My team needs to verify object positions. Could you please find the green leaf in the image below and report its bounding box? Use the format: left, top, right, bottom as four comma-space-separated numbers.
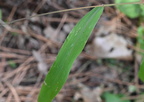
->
102, 92, 130, 102
140, 4, 144, 16
139, 59, 144, 82
137, 27, 144, 82
38, 7, 104, 102
137, 26, 144, 55
115, 0, 141, 18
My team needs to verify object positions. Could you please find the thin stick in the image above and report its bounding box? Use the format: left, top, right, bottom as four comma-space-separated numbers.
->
1, 1, 144, 25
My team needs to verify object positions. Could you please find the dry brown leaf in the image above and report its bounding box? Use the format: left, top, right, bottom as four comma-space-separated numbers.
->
86, 33, 133, 60
74, 83, 102, 102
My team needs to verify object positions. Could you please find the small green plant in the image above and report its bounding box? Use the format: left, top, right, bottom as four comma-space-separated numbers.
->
102, 92, 130, 102
38, 7, 103, 102
8, 60, 17, 68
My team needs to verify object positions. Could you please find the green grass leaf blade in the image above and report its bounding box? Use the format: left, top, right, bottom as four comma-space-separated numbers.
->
38, 7, 103, 102
139, 59, 144, 82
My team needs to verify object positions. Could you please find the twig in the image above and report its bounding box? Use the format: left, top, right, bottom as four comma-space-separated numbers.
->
0, 46, 31, 55
0, 52, 28, 59
4, 81, 21, 102
1, 1, 143, 26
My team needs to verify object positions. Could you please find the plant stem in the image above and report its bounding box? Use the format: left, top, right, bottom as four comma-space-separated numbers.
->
1, 1, 144, 26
